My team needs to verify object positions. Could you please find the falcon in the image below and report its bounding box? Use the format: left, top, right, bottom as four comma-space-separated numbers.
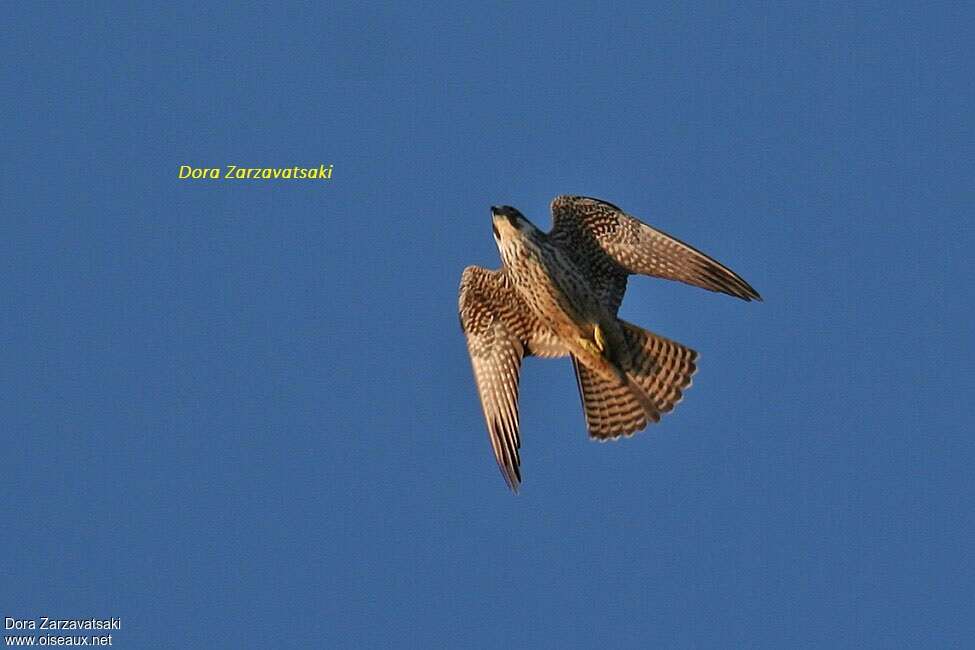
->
458, 196, 761, 492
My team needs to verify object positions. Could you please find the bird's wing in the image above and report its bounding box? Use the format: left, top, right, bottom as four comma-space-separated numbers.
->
549, 196, 761, 308
458, 266, 540, 492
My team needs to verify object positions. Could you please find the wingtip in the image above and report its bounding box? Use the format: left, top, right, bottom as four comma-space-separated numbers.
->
733, 282, 762, 302
498, 464, 521, 494
505, 476, 521, 495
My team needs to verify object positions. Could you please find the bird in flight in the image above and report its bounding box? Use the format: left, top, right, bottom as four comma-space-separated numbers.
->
458, 196, 761, 492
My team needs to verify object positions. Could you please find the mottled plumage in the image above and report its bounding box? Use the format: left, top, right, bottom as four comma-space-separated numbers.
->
459, 196, 760, 492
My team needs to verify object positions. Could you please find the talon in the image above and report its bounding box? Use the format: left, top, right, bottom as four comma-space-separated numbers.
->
578, 337, 602, 356
593, 324, 606, 353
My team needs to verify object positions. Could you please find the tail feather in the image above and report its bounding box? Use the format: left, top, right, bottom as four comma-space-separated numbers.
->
574, 321, 698, 440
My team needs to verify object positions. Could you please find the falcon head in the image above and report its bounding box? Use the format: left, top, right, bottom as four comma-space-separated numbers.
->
491, 205, 531, 241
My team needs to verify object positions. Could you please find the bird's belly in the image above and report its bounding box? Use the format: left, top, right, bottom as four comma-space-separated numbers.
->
507, 256, 597, 336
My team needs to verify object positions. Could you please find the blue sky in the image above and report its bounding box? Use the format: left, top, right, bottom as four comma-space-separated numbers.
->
2, 3, 973, 648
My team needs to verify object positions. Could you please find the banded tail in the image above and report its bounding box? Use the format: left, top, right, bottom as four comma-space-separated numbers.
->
573, 321, 698, 439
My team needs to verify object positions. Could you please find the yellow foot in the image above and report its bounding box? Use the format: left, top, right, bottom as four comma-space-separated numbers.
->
577, 337, 603, 357
593, 324, 606, 353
